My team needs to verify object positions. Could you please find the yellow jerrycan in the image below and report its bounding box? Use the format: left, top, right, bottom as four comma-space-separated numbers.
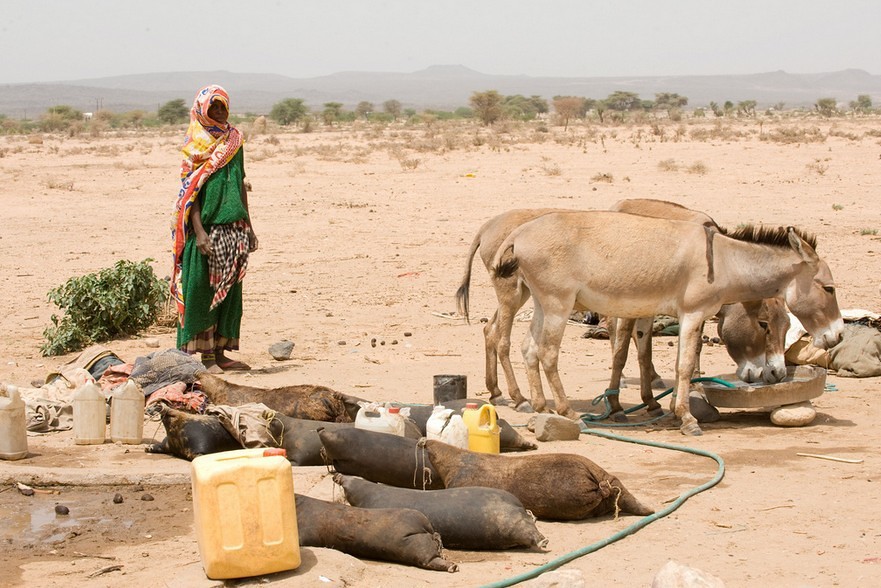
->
462, 402, 500, 454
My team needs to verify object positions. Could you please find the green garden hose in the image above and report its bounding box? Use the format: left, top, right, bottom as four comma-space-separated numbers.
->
481, 427, 726, 588
482, 378, 733, 587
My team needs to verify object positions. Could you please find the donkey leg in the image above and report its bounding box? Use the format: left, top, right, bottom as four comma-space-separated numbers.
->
674, 315, 705, 436
634, 317, 663, 416
483, 309, 504, 399
536, 304, 579, 420
495, 280, 532, 411
606, 317, 635, 421
521, 303, 551, 414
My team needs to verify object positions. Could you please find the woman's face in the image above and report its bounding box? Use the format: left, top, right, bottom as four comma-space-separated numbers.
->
207, 99, 229, 124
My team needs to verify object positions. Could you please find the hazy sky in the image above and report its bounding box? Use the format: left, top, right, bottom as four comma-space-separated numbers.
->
3, 0, 879, 84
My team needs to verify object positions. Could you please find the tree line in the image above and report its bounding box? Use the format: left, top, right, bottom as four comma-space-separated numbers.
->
0, 91, 875, 135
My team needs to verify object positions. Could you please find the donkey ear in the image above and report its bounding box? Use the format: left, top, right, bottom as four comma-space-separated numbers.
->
787, 226, 819, 264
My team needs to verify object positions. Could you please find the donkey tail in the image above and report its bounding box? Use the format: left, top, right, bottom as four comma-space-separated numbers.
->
455, 230, 484, 324
493, 243, 519, 280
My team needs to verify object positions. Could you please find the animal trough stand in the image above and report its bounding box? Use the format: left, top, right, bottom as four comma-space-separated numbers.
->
697, 365, 826, 417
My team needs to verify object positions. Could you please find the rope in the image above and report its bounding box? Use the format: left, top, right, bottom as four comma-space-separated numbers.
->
480, 427, 726, 588
580, 377, 736, 428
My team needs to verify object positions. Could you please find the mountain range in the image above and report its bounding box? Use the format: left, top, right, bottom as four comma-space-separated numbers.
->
2, 65, 880, 118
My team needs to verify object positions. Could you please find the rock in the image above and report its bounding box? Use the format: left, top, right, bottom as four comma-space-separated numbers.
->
652, 559, 725, 588
113, 493, 124, 504
689, 390, 721, 423
143, 338, 160, 348
770, 401, 816, 427
533, 414, 582, 441
55, 505, 69, 515
522, 568, 586, 588
268, 340, 294, 361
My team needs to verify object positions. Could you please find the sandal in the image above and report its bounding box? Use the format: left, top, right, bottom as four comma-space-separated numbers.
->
217, 359, 251, 371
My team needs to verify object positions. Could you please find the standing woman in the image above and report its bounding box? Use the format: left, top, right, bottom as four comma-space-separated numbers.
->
171, 85, 257, 372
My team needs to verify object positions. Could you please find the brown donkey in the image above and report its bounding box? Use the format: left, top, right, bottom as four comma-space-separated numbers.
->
492, 210, 842, 435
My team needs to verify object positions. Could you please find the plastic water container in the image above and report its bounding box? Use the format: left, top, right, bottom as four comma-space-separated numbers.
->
109, 380, 144, 444
191, 448, 300, 579
73, 382, 106, 445
354, 404, 406, 436
426, 406, 469, 449
0, 383, 28, 460
462, 402, 500, 454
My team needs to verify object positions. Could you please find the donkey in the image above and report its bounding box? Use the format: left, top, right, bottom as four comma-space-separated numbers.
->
456, 200, 790, 417
601, 200, 789, 420
492, 210, 843, 435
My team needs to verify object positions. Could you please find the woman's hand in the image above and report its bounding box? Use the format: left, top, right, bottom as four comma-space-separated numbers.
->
248, 229, 259, 252
195, 230, 213, 256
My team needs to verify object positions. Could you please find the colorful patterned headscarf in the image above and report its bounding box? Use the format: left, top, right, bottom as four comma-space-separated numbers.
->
170, 85, 243, 324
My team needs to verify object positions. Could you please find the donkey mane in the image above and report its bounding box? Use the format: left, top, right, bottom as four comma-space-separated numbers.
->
726, 224, 817, 250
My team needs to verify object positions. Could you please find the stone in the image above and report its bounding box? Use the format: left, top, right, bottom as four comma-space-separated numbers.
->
269, 340, 294, 360
652, 559, 725, 588
770, 400, 816, 427
522, 568, 586, 588
533, 414, 582, 442
143, 338, 160, 348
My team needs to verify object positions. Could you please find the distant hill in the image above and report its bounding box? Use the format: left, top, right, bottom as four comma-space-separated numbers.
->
2, 65, 880, 118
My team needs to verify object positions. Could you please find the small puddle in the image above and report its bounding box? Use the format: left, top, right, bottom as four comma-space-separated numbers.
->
0, 492, 133, 545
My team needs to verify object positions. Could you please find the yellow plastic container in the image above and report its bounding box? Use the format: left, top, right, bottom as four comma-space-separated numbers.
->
462, 403, 500, 454
190, 448, 300, 579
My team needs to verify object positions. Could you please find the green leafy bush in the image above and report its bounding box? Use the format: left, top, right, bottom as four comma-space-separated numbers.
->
41, 259, 168, 356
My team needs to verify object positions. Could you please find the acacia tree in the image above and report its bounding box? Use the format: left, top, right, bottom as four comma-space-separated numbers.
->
552, 96, 585, 130
383, 99, 402, 121
158, 99, 188, 124
604, 91, 642, 112
322, 102, 344, 126
815, 98, 838, 117
269, 98, 308, 126
355, 101, 374, 120
737, 100, 757, 117
849, 94, 872, 114
470, 90, 504, 126
655, 92, 688, 119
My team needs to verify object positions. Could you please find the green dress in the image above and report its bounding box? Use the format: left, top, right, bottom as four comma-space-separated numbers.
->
176, 148, 249, 350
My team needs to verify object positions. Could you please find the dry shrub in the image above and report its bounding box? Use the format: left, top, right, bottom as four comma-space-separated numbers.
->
591, 172, 613, 183
658, 158, 678, 172
542, 164, 562, 176
43, 177, 74, 190
686, 161, 708, 175
28, 135, 44, 145
762, 126, 826, 144
806, 159, 828, 176
398, 156, 420, 171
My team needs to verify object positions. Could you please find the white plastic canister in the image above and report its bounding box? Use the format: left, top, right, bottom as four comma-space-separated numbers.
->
354, 404, 406, 436
426, 406, 469, 449
110, 380, 145, 444
0, 383, 28, 460
73, 382, 106, 445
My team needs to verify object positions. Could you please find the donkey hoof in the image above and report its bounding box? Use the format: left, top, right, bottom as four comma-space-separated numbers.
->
610, 411, 628, 423
515, 401, 535, 413
680, 422, 704, 436
558, 408, 580, 421
647, 407, 664, 418
489, 395, 512, 407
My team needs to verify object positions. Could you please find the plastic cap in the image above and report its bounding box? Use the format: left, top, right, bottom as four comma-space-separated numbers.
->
465, 402, 478, 409
387, 406, 401, 414
263, 448, 287, 457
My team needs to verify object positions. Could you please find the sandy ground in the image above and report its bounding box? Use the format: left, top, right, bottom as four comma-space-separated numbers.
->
1, 116, 880, 587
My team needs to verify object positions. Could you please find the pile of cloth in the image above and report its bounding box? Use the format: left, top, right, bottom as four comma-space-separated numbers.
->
785, 309, 881, 378
16, 345, 212, 433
